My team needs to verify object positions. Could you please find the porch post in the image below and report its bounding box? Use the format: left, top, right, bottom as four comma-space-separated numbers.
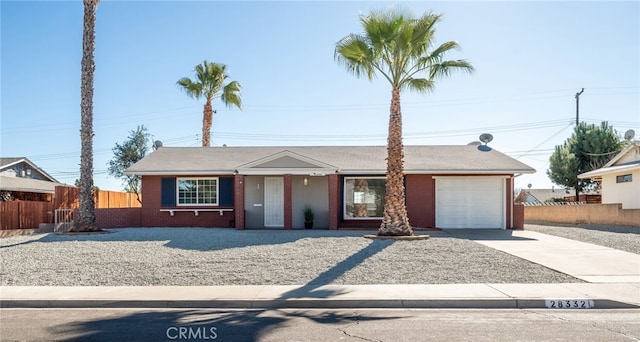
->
284, 174, 292, 229
328, 174, 339, 230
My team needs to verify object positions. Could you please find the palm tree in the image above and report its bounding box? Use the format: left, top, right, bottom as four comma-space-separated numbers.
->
177, 61, 242, 147
72, 0, 100, 232
335, 8, 473, 236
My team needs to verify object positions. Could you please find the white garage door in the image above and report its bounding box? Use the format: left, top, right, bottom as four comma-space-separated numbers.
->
435, 176, 505, 229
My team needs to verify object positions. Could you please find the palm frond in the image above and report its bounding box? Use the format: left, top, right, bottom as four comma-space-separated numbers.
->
336, 6, 473, 91
402, 77, 435, 93
334, 33, 377, 80
221, 80, 242, 110
429, 59, 474, 79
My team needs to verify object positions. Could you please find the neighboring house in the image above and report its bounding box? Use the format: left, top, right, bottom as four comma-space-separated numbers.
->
519, 188, 568, 204
0, 157, 64, 201
579, 141, 640, 209
125, 145, 535, 230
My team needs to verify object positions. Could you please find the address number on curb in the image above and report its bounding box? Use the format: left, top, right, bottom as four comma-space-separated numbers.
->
545, 299, 594, 309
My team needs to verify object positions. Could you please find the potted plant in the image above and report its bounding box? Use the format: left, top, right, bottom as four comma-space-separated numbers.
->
303, 205, 314, 229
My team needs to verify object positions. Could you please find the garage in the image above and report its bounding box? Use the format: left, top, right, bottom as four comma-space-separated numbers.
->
435, 176, 505, 229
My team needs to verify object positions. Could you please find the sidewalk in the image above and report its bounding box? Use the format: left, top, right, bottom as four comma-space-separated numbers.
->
2, 229, 639, 309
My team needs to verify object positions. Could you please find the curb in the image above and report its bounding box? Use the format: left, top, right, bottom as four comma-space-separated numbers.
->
2, 298, 637, 310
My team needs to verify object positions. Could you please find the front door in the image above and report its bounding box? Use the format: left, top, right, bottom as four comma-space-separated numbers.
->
264, 177, 284, 227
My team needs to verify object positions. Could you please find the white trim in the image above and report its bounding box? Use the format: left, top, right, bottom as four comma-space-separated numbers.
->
236, 150, 338, 170
579, 163, 640, 179
432, 175, 510, 179
160, 209, 233, 216
264, 177, 284, 227
125, 171, 233, 176
176, 177, 219, 206
602, 142, 640, 167
238, 168, 336, 176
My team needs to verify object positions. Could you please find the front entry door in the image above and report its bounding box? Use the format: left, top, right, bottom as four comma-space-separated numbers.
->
264, 177, 284, 227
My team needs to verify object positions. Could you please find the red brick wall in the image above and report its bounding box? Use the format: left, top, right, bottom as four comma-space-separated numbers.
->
95, 208, 142, 228
506, 177, 513, 229
328, 174, 339, 229
512, 204, 524, 229
405, 174, 435, 229
141, 176, 162, 208
138, 175, 235, 228
234, 175, 245, 229
142, 210, 235, 228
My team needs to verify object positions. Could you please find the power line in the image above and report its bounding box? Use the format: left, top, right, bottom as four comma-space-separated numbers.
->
514, 122, 574, 160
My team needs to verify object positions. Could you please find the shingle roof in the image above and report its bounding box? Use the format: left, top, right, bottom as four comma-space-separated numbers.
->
126, 145, 535, 176
0, 176, 64, 194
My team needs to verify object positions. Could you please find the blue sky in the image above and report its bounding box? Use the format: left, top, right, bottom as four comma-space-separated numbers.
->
2, 0, 639, 192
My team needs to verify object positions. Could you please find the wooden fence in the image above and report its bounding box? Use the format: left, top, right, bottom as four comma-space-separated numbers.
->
1, 186, 141, 230
54, 186, 141, 209
0, 201, 54, 230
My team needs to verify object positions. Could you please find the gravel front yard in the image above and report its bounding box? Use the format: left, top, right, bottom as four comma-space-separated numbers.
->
1, 224, 636, 286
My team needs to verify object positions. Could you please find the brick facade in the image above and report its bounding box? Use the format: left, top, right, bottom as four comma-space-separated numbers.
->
234, 175, 245, 229
405, 174, 436, 228
111, 173, 522, 230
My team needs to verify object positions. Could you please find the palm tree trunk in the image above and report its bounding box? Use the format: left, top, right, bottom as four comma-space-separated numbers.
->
202, 101, 214, 147
379, 86, 413, 236
73, 0, 99, 232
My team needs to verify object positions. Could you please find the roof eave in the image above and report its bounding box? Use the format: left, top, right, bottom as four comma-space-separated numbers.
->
125, 170, 235, 176
579, 163, 640, 179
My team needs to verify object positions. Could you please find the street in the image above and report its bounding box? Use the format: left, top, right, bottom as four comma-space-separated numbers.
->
2, 308, 639, 341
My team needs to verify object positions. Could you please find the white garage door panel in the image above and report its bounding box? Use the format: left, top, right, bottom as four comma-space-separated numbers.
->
436, 177, 505, 229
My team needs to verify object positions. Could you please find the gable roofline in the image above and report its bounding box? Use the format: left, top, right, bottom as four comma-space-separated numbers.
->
604, 141, 640, 167
579, 162, 640, 179
236, 149, 338, 171
125, 145, 536, 176
0, 157, 59, 183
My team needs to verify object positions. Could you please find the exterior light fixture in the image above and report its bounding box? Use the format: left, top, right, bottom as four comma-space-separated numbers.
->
303, 177, 309, 186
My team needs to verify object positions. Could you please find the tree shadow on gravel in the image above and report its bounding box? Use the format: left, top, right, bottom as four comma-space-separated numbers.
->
44, 239, 399, 341
46, 308, 397, 342
277, 238, 394, 300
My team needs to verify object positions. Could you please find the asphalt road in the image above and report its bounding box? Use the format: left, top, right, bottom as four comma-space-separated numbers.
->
2, 308, 639, 341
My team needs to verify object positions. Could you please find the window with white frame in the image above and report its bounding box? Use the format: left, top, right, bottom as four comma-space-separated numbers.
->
343, 177, 386, 219
177, 178, 218, 205
616, 174, 632, 183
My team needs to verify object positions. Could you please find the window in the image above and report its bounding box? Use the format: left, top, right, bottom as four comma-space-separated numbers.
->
616, 174, 632, 183
177, 178, 218, 205
343, 177, 386, 219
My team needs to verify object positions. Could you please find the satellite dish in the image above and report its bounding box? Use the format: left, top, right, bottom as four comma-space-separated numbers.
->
467, 141, 482, 146
477, 133, 493, 152
153, 140, 163, 150
479, 133, 493, 144
624, 129, 635, 141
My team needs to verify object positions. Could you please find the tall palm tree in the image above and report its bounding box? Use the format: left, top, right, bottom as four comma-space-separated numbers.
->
335, 8, 473, 236
177, 61, 242, 147
72, 0, 100, 232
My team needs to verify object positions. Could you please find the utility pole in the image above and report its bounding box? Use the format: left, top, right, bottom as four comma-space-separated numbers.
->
574, 88, 584, 201
575, 88, 584, 125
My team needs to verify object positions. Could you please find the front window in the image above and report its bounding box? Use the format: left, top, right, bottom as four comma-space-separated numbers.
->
616, 174, 632, 183
177, 178, 218, 205
343, 177, 386, 219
